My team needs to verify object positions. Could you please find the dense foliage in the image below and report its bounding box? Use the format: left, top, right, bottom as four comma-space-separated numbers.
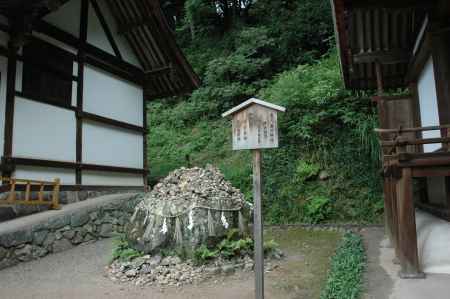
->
149, 0, 384, 224
320, 233, 366, 299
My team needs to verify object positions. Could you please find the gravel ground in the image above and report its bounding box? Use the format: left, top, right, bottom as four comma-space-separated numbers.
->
0, 228, 340, 299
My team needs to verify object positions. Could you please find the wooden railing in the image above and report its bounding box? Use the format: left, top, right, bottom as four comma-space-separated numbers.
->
0, 177, 61, 210
376, 124, 450, 157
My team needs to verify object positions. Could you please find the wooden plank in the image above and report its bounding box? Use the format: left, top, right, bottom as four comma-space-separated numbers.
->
396, 167, 424, 278
252, 149, 264, 299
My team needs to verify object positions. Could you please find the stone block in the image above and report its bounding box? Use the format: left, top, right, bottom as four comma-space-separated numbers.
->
52, 239, 73, 253
33, 230, 48, 245
70, 212, 90, 227
0, 230, 32, 247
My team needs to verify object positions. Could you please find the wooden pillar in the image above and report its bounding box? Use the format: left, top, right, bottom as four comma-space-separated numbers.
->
2, 43, 18, 178
396, 167, 424, 278
76, 0, 88, 186
375, 61, 394, 247
143, 98, 148, 191
252, 149, 264, 299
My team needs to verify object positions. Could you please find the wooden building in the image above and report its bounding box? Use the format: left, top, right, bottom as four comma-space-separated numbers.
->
0, 0, 199, 195
331, 0, 450, 278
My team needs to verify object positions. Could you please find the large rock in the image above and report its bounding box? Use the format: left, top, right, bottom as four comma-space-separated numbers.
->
126, 165, 252, 254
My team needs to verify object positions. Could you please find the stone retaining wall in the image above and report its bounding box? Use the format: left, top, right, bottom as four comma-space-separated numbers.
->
0, 193, 143, 270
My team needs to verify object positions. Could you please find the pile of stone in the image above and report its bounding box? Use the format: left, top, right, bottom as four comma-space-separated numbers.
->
126, 165, 252, 254
107, 252, 282, 287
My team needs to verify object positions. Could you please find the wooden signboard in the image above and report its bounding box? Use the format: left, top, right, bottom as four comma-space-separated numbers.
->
223, 98, 285, 299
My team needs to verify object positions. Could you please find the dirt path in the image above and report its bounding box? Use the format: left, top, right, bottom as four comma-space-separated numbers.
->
0, 228, 340, 299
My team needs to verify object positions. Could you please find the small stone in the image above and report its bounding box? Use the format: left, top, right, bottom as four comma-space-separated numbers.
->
244, 262, 254, 271
83, 224, 95, 234
161, 257, 171, 266
52, 239, 72, 253
0, 247, 7, 260
204, 266, 221, 275
43, 233, 56, 250
125, 269, 137, 277
71, 232, 84, 244
89, 212, 98, 221
15, 244, 33, 261
221, 265, 235, 275
62, 230, 76, 240
32, 246, 48, 258
140, 264, 152, 274
99, 224, 113, 237
171, 256, 182, 265
149, 255, 162, 267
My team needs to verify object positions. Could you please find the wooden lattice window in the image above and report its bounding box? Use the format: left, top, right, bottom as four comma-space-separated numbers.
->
22, 39, 73, 107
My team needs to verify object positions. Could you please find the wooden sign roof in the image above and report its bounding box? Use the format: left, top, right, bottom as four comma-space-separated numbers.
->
222, 98, 286, 118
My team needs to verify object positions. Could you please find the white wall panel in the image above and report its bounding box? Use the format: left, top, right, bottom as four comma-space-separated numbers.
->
82, 120, 143, 168
93, 0, 143, 68
14, 166, 76, 184
13, 97, 77, 161
83, 65, 143, 126
0, 56, 7, 153
418, 57, 441, 152
87, 2, 115, 55
83, 171, 143, 186
44, 0, 80, 37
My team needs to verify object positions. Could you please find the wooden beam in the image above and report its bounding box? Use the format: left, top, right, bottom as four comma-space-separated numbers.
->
79, 111, 147, 133
89, 0, 122, 60
5, 156, 148, 175
353, 49, 411, 64
344, 0, 434, 9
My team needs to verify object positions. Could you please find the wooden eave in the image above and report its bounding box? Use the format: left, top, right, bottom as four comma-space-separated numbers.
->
0, 0, 200, 100
331, 0, 432, 90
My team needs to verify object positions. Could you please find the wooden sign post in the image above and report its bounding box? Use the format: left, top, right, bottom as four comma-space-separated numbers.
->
222, 98, 286, 299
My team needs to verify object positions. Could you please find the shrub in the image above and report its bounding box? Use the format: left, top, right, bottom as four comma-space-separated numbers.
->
111, 237, 144, 262
303, 195, 331, 224
320, 233, 366, 299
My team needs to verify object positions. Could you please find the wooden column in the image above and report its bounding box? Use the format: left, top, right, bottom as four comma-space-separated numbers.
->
76, 0, 88, 186
396, 167, 424, 278
143, 98, 148, 191
252, 149, 264, 299
375, 61, 395, 247
2, 44, 18, 178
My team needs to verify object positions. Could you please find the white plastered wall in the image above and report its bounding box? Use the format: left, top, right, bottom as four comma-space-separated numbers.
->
83, 170, 143, 186
43, 0, 80, 37
83, 64, 143, 126
87, 0, 142, 68
14, 166, 76, 185
417, 56, 441, 153
82, 120, 143, 169
12, 97, 77, 161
